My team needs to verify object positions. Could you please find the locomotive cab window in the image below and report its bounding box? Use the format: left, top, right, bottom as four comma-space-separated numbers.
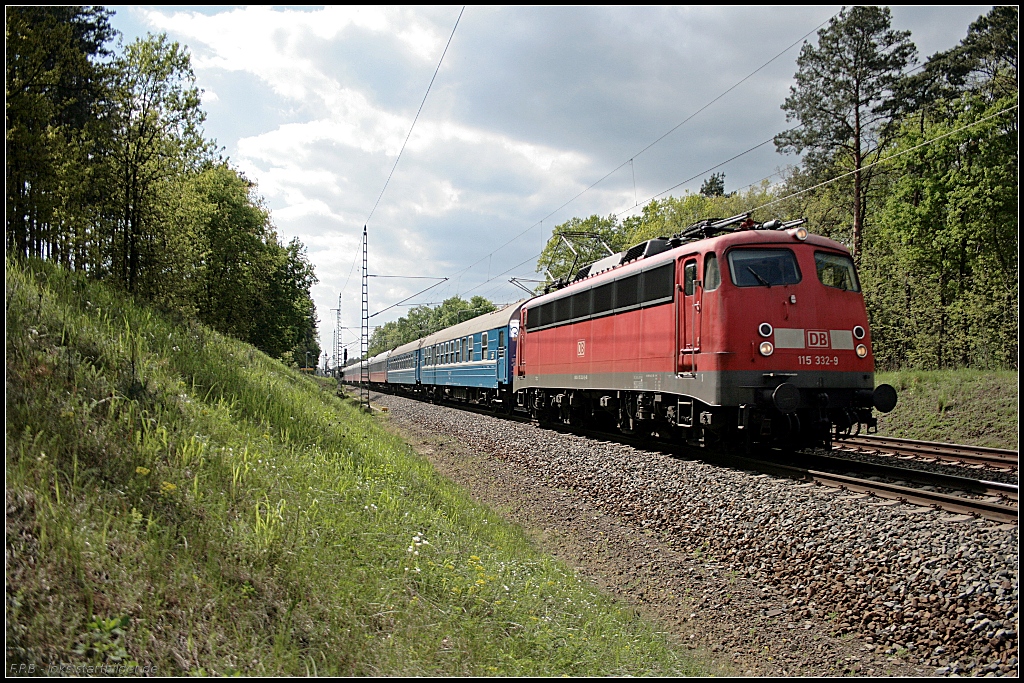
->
704, 253, 721, 292
814, 251, 860, 292
728, 248, 801, 287
683, 260, 697, 296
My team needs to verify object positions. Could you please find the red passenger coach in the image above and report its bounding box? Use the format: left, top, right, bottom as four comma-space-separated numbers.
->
513, 215, 897, 449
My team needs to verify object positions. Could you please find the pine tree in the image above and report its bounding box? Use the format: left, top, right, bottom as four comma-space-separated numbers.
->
774, 6, 916, 260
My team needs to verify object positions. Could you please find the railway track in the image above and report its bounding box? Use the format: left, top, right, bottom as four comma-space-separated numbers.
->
787, 450, 1018, 524
363, 389, 1018, 523
834, 434, 1018, 470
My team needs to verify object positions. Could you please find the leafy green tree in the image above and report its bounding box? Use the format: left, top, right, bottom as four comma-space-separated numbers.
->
900, 6, 1017, 117
775, 6, 916, 260
536, 183, 784, 286
6, 15, 323, 368
863, 7, 1017, 371
699, 172, 726, 197
249, 237, 319, 360
108, 33, 210, 295
367, 296, 497, 356
189, 164, 271, 337
5, 6, 115, 262
534, 215, 623, 286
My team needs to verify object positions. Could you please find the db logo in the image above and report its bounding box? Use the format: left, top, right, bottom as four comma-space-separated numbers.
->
807, 330, 830, 348
577, 340, 586, 357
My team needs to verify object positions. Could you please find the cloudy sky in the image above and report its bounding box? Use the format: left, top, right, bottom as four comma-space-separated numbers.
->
108, 5, 990, 363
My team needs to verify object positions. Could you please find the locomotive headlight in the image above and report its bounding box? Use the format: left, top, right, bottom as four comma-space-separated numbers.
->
759, 341, 774, 356
853, 325, 866, 340
856, 344, 868, 358
758, 322, 773, 338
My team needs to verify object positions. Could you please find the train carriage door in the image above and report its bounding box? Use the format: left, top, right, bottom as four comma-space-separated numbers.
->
679, 258, 701, 372
497, 329, 506, 382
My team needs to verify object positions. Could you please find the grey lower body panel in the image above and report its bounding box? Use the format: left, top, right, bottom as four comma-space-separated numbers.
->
514, 370, 874, 406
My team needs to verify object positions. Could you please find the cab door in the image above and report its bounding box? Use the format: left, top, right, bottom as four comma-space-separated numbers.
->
678, 257, 701, 372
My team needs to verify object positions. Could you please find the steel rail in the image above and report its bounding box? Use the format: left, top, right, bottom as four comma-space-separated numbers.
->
794, 451, 1018, 504
799, 470, 1018, 524
834, 434, 1018, 469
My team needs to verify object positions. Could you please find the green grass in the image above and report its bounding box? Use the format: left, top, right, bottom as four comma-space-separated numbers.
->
875, 369, 1018, 449
5, 258, 704, 676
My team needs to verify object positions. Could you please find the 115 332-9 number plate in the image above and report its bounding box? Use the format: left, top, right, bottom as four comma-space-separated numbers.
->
798, 355, 840, 366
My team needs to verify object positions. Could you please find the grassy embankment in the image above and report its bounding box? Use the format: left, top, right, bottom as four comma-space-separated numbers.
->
875, 370, 1018, 449
5, 258, 704, 676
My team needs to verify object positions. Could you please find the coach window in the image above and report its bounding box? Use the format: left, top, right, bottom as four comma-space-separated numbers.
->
482, 332, 488, 359
498, 330, 505, 356
704, 253, 721, 291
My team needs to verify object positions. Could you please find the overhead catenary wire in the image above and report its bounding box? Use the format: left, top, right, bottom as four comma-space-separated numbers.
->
455, 20, 940, 305
429, 10, 838, 298
342, 8, 836, 323
369, 278, 450, 319
462, 103, 1019, 301
614, 132, 789, 219
364, 6, 465, 226
751, 103, 1019, 214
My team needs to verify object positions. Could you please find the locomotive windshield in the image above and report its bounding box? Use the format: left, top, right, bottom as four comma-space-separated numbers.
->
728, 248, 801, 287
814, 251, 860, 292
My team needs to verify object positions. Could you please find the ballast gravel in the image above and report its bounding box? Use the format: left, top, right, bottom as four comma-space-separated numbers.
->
373, 392, 1018, 677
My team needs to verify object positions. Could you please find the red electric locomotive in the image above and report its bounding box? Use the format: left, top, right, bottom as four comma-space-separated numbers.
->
513, 214, 897, 449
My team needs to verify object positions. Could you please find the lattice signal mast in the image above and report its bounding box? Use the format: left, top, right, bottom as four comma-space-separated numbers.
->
330, 293, 342, 381
360, 226, 369, 411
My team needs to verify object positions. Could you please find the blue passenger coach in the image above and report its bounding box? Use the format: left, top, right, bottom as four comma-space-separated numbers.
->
410, 301, 525, 409
387, 340, 420, 386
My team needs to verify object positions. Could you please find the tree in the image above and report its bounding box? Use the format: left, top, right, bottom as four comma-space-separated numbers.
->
535, 183, 784, 286
862, 7, 1017, 371
774, 6, 916, 260
367, 296, 497, 356
249, 237, 319, 360
109, 33, 210, 294
900, 6, 1017, 114
5, 7, 115, 262
534, 214, 624, 287
699, 172, 726, 197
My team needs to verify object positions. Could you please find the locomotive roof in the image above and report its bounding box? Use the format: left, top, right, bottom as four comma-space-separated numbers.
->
526, 228, 849, 309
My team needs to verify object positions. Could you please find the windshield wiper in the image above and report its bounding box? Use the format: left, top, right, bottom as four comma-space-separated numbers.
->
747, 266, 771, 287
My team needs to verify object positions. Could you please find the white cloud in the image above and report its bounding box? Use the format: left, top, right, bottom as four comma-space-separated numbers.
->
144, 6, 445, 107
